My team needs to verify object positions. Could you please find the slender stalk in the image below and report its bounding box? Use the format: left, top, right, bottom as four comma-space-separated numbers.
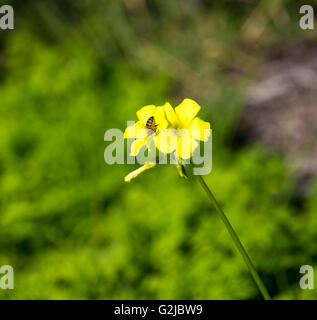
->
196, 174, 271, 300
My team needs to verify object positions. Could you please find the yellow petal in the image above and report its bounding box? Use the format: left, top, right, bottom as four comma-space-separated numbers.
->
154, 105, 169, 130
130, 139, 147, 156
136, 105, 156, 127
124, 121, 148, 140
164, 102, 179, 128
155, 128, 178, 154
175, 99, 201, 127
188, 117, 211, 141
177, 129, 199, 159
124, 162, 156, 182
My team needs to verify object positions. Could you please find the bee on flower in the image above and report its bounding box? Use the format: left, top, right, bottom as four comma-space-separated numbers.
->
124, 98, 211, 182
124, 104, 169, 156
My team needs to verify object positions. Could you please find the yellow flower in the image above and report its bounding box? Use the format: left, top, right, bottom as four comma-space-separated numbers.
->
124, 162, 156, 182
123, 99, 210, 182
155, 99, 210, 159
124, 104, 169, 156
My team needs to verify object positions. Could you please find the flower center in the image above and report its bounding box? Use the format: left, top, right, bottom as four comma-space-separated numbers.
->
175, 128, 184, 137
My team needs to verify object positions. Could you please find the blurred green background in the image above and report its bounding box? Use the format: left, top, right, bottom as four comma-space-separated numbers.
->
0, 0, 317, 299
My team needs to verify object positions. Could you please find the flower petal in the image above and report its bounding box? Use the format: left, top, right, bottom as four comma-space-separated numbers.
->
155, 128, 178, 154
175, 99, 201, 127
124, 121, 147, 140
188, 117, 211, 141
124, 162, 156, 182
165, 102, 179, 128
177, 129, 199, 159
130, 139, 147, 156
136, 105, 156, 126
154, 105, 169, 130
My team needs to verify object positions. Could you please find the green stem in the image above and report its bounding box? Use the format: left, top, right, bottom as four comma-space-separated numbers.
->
195, 174, 271, 300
